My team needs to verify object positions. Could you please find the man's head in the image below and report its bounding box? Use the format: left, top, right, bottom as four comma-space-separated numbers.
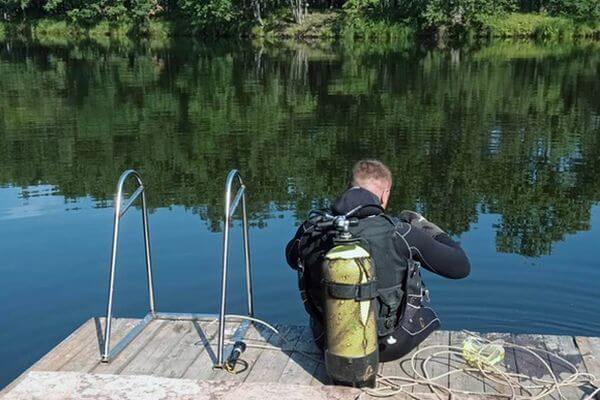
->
351, 159, 392, 209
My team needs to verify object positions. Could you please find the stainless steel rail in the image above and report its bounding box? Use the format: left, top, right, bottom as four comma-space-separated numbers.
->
216, 169, 254, 367
101, 169, 254, 367
102, 169, 155, 362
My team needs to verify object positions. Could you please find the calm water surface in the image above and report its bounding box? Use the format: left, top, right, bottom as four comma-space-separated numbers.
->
0, 38, 599, 388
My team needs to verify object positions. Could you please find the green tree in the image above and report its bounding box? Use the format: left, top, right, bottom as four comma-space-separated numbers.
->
422, 0, 517, 33
177, 0, 244, 35
42, 0, 127, 25
546, 0, 600, 20
0, 0, 30, 20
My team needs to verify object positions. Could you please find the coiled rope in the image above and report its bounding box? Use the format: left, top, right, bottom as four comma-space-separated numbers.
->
220, 316, 598, 399
362, 333, 598, 400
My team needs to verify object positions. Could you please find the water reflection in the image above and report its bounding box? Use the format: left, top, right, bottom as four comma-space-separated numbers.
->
0, 38, 598, 257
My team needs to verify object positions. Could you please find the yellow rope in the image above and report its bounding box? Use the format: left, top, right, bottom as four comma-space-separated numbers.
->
223, 358, 249, 374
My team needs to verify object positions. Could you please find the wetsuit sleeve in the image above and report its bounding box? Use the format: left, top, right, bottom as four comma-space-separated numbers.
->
398, 224, 470, 279
285, 223, 306, 269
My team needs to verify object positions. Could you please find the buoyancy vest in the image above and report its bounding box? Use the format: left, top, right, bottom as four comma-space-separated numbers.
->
296, 210, 424, 337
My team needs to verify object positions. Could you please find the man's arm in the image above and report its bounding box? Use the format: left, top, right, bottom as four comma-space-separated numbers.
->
285, 223, 307, 269
395, 212, 470, 279
404, 227, 470, 279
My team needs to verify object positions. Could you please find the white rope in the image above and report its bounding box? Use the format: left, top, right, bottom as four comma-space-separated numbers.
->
220, 318, 598, 399
224, 314, 279, 335
363, 331, 598, 400
222, 315, 325, 365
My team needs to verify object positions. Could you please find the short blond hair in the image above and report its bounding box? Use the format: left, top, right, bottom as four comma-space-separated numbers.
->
351, 159, 392, 187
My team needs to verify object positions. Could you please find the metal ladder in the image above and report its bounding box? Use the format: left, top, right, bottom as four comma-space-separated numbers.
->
101, 169, 254, 368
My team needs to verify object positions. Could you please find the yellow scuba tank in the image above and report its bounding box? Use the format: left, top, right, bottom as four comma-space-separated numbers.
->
322, 216, 378, 387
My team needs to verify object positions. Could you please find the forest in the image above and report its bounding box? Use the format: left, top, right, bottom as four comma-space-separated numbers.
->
0, 0, 598, 38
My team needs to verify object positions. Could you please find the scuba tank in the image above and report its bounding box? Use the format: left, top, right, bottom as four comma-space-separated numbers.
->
320, 214, 379, 388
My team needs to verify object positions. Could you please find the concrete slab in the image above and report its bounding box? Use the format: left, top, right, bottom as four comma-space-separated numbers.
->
3, 371, 361, 400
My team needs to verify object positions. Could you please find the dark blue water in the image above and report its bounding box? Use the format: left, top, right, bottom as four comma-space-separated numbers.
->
1, 38, 599, 389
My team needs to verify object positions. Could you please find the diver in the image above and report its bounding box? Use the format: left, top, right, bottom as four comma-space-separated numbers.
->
285, 159, 470, 364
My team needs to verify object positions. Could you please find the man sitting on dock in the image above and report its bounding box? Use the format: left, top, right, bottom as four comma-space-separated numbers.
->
285, 159, 471, 362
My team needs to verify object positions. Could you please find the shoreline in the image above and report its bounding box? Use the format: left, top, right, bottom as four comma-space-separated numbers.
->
1, 12, 598, 44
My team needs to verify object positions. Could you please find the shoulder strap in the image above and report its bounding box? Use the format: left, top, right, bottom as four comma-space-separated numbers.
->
379, 213, 398, 226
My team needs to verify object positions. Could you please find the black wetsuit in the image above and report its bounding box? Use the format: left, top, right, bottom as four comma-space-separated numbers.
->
286, 187, 470, 361
387, 217, 470, 280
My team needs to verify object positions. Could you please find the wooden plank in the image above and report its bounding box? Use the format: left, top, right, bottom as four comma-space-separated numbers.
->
241, 325, 298, 383
310, 363, 331, 386
206, 321, 273, 382
0, 319, 96, 397
60, 318, 137, 372
512, 333, 555, 399
120, 321, 191, 376
150, 319, 219, 379
151, 320, 213, 379
279, 325, 306, 353
278, 326, 322, 385
575, 336, 600, 391
430, 330, 451, 398
378, 339, 434, 395
412, 330, 450, 398
33, 319, 98, 371
91, 319, 166, 375
244, 325, 303, 383
406, 340, 427, 394
448, 331, 485, 396
480, 332, 519, 397
236, 322, 277, 380
5, 319, 600, 400
379, 338, 422, 395
544, 335, 589, 400
575, 336, 600, 380
293, 325, 322, 355
306, 328, 329, 387
181, 320, 241, 380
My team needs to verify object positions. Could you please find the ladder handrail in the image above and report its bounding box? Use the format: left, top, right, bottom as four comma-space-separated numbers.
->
102, 169, 156, 362
216, 169, 254, 367
99, 168, 255, 367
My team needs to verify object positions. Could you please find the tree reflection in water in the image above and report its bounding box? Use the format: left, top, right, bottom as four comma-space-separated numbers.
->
0, 38, 598, 257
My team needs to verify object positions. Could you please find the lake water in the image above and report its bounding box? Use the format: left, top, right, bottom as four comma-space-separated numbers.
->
0, 37, 599, 389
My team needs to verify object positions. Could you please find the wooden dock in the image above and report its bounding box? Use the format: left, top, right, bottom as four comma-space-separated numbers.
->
1, 317, 598, 399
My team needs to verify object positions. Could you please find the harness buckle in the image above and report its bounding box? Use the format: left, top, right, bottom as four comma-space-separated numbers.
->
297, 260, 305, 274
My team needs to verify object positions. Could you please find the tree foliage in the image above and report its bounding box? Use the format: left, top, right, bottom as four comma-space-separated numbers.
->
177, 0, 244, 35
546, 0, 600, 20
0, 0, 597, 35
1, 0, 30, 19
422, 0, 517, 31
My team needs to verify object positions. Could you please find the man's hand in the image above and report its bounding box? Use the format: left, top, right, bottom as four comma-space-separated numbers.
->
398, 210, 423, 224
399, 210, 445, 238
